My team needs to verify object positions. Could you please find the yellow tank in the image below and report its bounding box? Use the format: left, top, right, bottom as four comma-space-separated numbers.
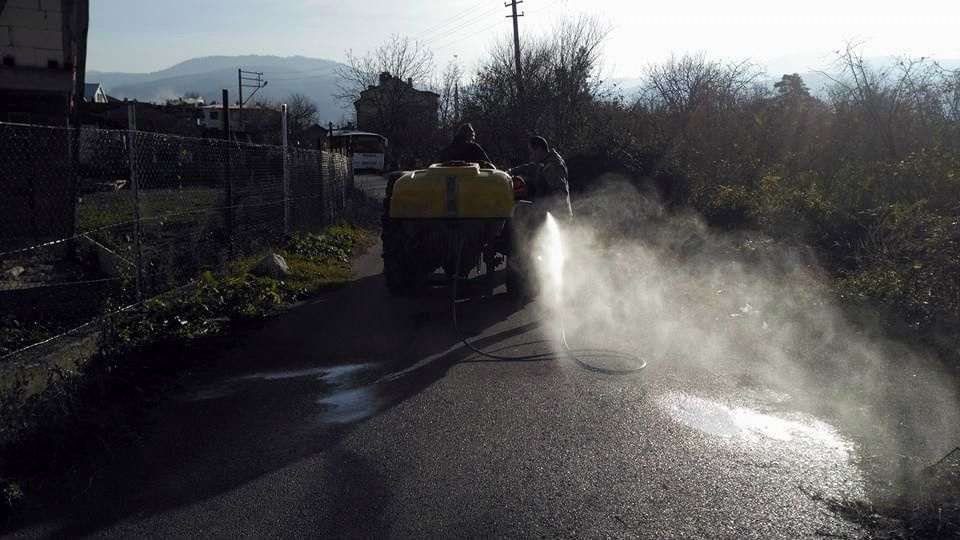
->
388, 163, 514, 219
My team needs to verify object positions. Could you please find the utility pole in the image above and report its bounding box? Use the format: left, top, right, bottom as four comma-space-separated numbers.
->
237, 69, 242, 132
506, 0, 525, 159
505, 0, 524, 111
452, 55, 461, 122
238, 69, 268, 134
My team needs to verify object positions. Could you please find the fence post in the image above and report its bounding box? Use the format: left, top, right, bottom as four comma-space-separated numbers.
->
127, 103, 143, 303
319, 150, 328, 226
222, 89, 234, 258
281, 103, 289, 236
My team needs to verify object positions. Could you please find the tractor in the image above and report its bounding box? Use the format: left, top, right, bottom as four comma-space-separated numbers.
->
380, 161, 535, 297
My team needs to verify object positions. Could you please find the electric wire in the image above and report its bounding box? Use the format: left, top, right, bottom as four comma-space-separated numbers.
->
419, 0, 500, 40
422, 5, 505, 46
431, 0, 563, 52
432, 20, 508, 51
261, 65, 340, 75
450, 239, 647, 375
269, 69, 339, 81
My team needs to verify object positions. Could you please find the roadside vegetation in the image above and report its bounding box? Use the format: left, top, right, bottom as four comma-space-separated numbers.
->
431, 20, 959, 363
0, 218, 372, 519
422, 17, 960, 536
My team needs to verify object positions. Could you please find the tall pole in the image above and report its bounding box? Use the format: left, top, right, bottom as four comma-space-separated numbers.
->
506, 0, 524, 111
127, 103, 143, 303
281, 103, 290, 235
222, 89, 234, 256
237, 68, 244, 134
506, 0, 525, 160
237, 69, 267, 139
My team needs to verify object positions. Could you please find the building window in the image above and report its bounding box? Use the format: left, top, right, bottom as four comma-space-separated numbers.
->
8, 112, 30, 124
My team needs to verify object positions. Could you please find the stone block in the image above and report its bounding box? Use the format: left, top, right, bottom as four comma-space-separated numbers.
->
44, 11, 62, 31
2, 7, 47, 30
3, 0, 41, 9
0, 45, 35, 67
251, 254, 291, 279
40, 0, 62, 13
10, 27, 62, 50
35, 47, 63, 67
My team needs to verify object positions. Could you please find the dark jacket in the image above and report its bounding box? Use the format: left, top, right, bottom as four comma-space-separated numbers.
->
533, 149, 572, 218
438, 138, 493, 165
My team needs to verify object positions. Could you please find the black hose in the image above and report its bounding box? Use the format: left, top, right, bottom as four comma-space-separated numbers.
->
451, 240, 647, 375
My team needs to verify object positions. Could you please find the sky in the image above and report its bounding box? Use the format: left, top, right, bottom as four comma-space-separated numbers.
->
87, 0, 960, 77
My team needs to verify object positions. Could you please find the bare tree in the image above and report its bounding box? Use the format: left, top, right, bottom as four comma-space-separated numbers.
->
822, 42, 954, 160
436, 60, 464, 136
335, 34, 436, 161
462, 16, 611, 163
942, 66, 960, 125
285, 92, 319, 130
336, 34, 435, 106
545, 16, 611, 148
644, 53, 760, 118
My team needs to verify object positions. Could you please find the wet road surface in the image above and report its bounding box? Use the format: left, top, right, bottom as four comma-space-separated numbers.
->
6, 244, 871, 538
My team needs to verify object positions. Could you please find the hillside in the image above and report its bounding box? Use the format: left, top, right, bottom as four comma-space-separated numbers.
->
87, 55, 352, 124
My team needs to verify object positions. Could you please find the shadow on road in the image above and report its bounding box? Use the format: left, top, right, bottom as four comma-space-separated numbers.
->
9, 269, 545, 537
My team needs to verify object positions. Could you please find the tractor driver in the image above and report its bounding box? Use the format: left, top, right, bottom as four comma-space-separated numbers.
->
439, 123, 494, 168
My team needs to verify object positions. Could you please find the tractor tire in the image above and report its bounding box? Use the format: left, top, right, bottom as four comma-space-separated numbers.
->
381, 216, 422, 296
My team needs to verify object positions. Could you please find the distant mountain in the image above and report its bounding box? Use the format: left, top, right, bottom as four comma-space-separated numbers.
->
87, 55, 352, 124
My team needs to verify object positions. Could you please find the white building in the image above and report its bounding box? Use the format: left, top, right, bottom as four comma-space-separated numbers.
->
83, 82, 107, 103
200, 104, 241, 132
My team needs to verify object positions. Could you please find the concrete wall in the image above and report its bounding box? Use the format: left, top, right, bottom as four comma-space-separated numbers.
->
0, 0, 66, 69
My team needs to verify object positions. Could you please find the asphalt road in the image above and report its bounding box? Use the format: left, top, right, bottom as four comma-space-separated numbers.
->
354, 174, 388, 202
4, 236, 886, 539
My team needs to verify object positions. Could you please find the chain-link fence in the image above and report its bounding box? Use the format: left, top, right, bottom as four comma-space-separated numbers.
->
0, 121, 352, 364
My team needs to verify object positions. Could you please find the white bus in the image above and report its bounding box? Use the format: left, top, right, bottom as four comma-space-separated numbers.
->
329, 130, 388, 173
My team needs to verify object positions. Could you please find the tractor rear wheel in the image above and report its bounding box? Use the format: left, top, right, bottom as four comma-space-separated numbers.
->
381, 215, 422, 296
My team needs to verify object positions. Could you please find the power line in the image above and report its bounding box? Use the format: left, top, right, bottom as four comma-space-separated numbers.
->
419, 0, 494, 38
432, 20, 508, 51
269, 69, 339, 81
260, 65, 340, 75
431, 0, 561, 52
238, 69, 268, 131
422, 5, 505, 47
524, 0, 562, 16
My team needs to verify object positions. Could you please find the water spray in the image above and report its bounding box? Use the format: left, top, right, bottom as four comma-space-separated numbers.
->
451, 212, 647, 374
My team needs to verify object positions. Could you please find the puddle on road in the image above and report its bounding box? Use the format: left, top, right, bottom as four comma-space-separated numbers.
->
181, 363, 375, 402
315, 386, 385, 424
658, 391, 851, 454
241, 363, 373, 384
657, 391, 865, 501
178, 360, 388, 425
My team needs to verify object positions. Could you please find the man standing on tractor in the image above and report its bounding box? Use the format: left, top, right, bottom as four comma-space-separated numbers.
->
439, 123, 494, 167
526, 136, 572, 220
